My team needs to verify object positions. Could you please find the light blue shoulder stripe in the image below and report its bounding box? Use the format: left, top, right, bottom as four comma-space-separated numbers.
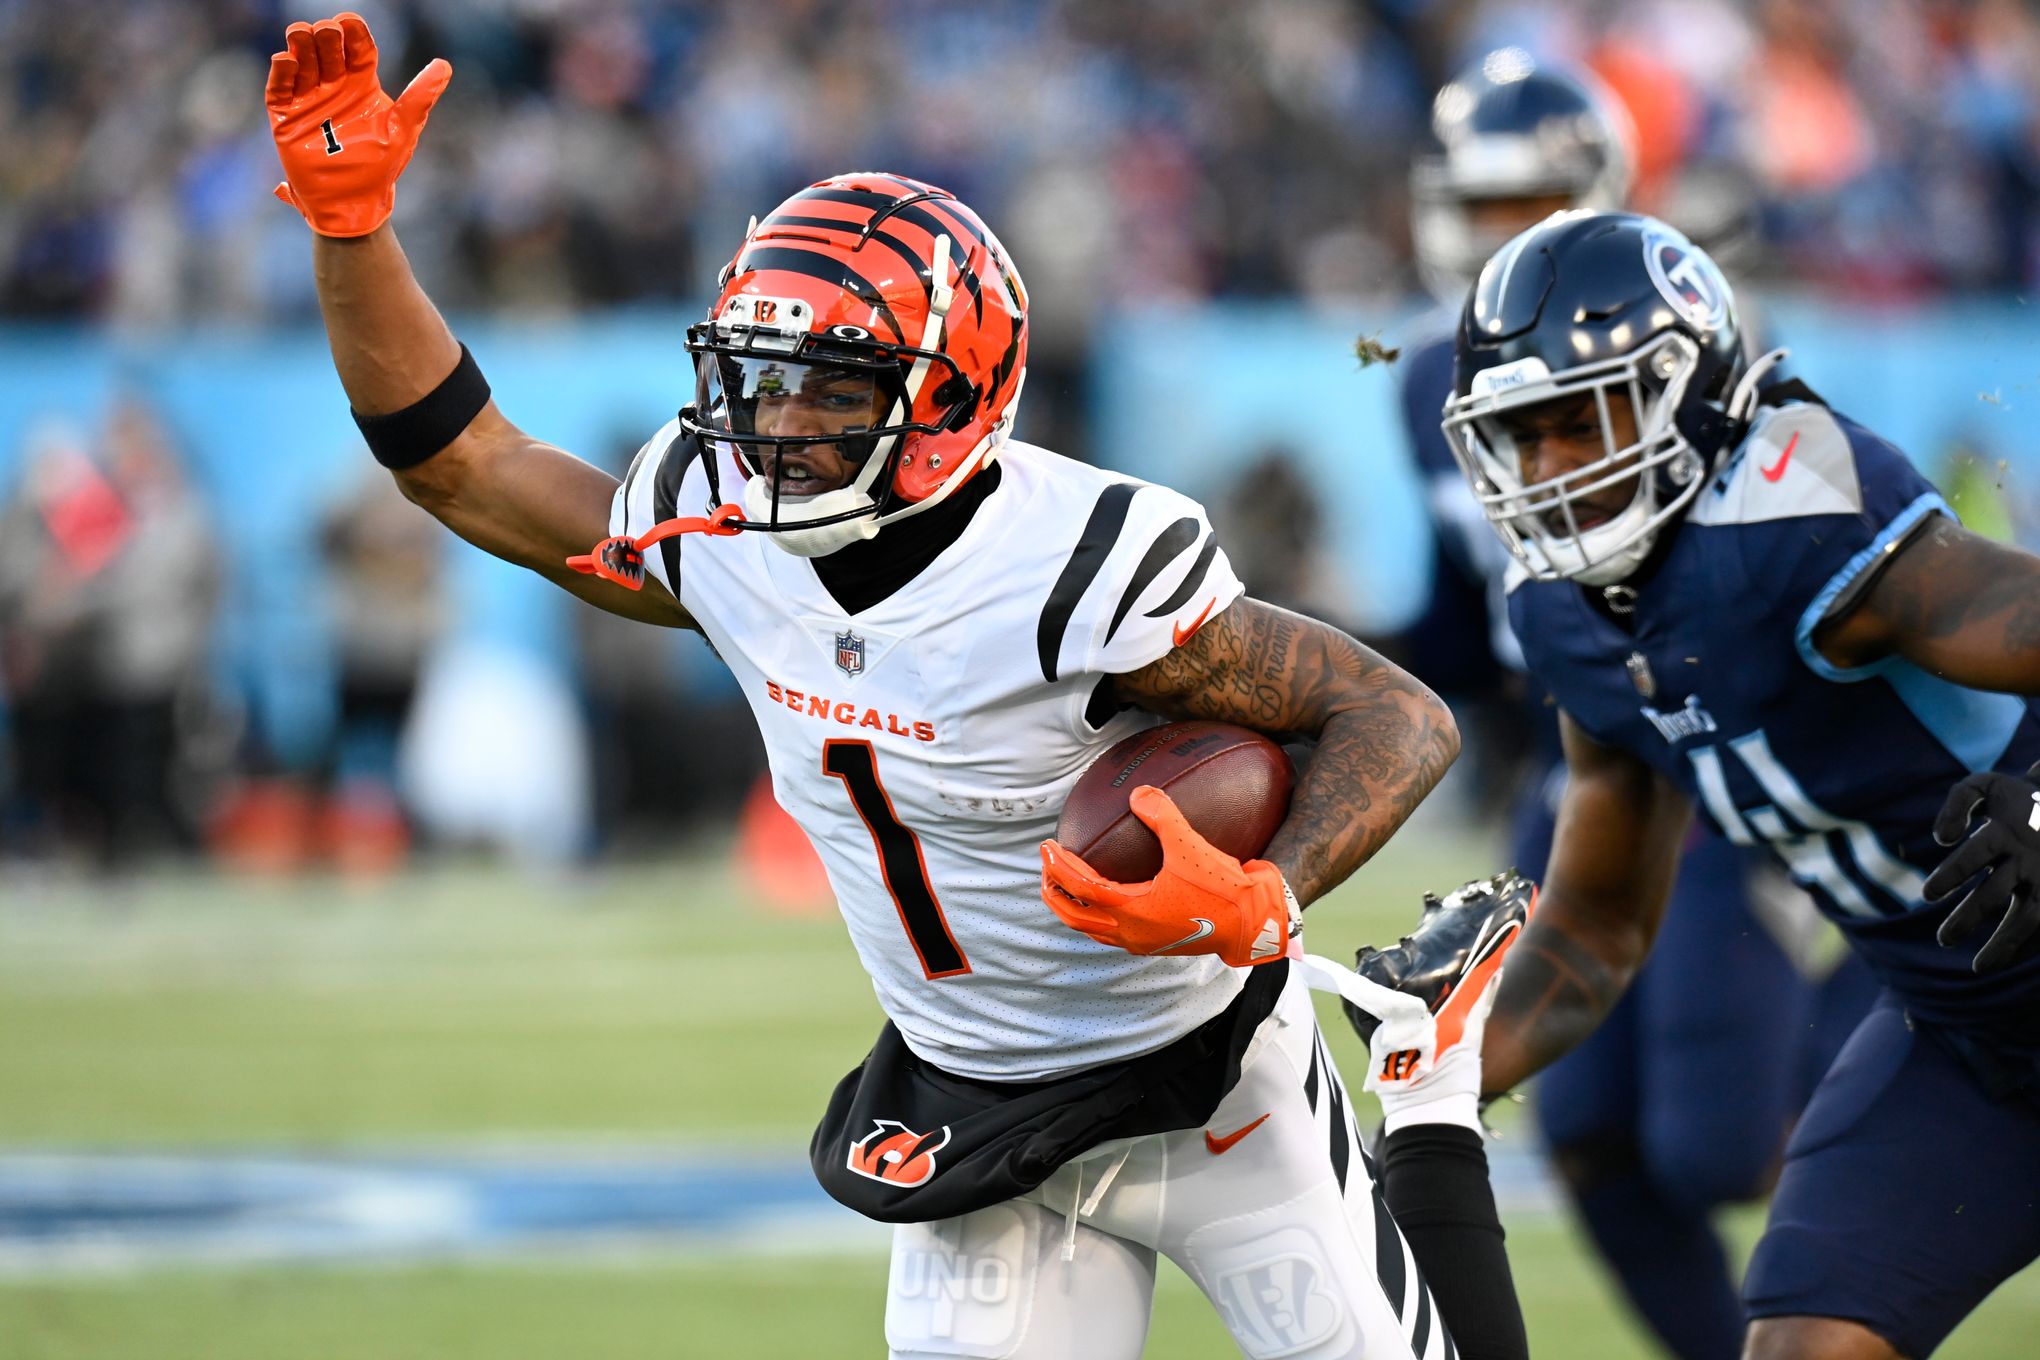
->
1793, 491, 1949, 683
1794, 490, 2025, 771
1883, 665, 2027, 772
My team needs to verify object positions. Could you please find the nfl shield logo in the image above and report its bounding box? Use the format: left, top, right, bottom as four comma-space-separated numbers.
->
834, 630, 866, 678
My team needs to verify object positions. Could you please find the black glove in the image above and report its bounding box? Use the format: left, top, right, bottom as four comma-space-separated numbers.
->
1922, 760, 2040, 973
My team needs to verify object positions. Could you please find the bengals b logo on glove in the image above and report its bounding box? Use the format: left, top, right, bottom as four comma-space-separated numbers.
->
265, 13, 450, 238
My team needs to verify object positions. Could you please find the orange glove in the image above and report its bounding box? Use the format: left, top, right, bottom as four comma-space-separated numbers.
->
1039, 786, 1299, 968
265, 13, 451, 238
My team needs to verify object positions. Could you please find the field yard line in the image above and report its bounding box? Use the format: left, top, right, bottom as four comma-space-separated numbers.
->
0, 1142, 1558, 1279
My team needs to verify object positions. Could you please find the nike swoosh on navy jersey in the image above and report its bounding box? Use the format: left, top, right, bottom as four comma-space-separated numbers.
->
1759, 432, 1800, 482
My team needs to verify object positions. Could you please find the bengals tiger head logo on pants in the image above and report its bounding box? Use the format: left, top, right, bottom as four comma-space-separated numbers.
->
847, 1119, 952, 1187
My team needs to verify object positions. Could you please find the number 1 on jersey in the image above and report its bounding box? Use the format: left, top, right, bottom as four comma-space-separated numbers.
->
822, 740, 972, 979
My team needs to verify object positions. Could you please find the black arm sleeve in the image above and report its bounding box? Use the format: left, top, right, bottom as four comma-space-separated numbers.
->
1381, 1123, 1529, 1360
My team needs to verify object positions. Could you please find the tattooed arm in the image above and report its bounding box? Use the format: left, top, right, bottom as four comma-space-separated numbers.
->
1480, 714, 1691, 1096
1111, 598, 1460, 906
1815, 512, 2040, 691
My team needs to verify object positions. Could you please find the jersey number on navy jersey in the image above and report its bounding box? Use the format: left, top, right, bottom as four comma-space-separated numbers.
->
822, 740, 973, 979
1688, 728, 1925, 916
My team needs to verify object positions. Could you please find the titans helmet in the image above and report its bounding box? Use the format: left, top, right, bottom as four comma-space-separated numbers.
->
1445, 211, 1751, 587
1412, 48, 1633, 304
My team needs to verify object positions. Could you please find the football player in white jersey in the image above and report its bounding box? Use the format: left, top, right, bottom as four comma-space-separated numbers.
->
266, 15, 1533, 1359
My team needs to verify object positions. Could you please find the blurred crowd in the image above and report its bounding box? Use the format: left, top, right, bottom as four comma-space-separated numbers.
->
0, 394, 769, 874
0, 403, 221, 866
5, 0, 2040, 332
7, 0, 2040, 875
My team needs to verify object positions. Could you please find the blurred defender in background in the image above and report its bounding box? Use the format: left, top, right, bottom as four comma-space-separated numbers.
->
1373, 51, 1874, 1360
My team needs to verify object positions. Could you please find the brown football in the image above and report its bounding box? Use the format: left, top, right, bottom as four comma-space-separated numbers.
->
1055, 721, 1294, 883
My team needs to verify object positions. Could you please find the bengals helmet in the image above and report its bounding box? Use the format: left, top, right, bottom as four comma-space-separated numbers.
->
681, 172, 1029, 557
1446, 211, 1760, 587
1412, 49, 1633, 305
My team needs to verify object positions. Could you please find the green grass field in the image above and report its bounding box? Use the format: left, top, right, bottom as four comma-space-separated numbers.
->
2, 829, 2035, 1358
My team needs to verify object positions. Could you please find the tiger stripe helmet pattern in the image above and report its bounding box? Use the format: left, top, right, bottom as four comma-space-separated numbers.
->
682, 172, 1029, 554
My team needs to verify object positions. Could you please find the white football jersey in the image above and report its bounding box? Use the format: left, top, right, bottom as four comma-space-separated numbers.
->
612, 429, 1248, 1079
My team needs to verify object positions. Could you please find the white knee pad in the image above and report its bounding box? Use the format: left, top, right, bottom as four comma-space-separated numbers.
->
1181, 1182, 1424, 1360
886, 1206, 1035, 1358
1197, 1222, 1356, 1359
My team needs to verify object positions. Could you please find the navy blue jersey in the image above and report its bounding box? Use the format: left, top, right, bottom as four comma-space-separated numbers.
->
1511, 402, 2040, 1040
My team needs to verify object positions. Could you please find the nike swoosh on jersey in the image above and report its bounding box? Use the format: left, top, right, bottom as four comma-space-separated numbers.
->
1204, 1113, 1271, 1155
1156, 918, 1215, 953
1173, 598, 1219, 647
1759, 432, 1799, 483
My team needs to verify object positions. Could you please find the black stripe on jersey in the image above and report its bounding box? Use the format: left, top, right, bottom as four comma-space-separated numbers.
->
1083, 676, 1122, 730
650, 429, 705, 593
1303, 1037, 1322, 1113
1037, 482, 1138, 682
1445, 1327, 1458, 1360
732, 246, 905, 343
1371, 1189, 1407, 1322
1142, 531, 1219, 619
1411, 1272, 1434, 1358
619, 434, 660, 512
1104, 516, 1198, 646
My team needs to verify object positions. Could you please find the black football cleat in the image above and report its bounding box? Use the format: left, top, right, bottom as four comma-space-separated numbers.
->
1343, 869, 1537, 1046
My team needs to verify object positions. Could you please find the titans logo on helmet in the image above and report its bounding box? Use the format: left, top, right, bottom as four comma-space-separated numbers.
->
1643, 223, 1729, 332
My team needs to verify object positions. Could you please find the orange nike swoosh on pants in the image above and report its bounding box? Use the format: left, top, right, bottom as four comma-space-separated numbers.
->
1204, 1113, 1271, 1155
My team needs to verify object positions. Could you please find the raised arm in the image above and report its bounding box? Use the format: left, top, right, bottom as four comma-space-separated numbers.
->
1112, 598, 1461, 906
1814, 511, 2040, 691
268, 14, 688, 629
1480, 713, 1691, 1095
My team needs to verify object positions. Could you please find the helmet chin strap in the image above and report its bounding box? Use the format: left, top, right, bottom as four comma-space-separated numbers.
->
1570, 525, 1659, 585
870, 366, 1025, 528
1534, 491, 1662, 586
1726, 347, 1790, 423
739, 478, 882, 557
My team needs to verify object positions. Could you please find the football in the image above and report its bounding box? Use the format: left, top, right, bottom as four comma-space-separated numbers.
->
1055, 720, 1294, 883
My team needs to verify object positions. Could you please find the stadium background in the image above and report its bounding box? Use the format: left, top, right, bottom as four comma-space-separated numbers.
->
3, 0, 2039, 1355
